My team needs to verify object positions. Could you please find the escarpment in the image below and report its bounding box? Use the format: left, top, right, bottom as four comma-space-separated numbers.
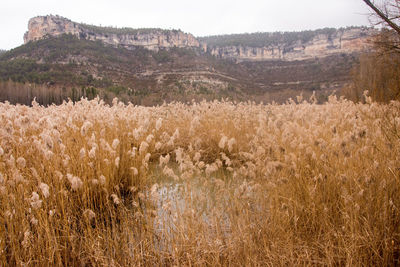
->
24, 15, 200, 51
199, 27, 376, 61
24, 15, 376, 61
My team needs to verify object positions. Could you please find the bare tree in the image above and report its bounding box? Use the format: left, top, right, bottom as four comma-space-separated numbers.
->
363, 0, 400, 34
343, 1, 400, 102
363, 0, 400, 52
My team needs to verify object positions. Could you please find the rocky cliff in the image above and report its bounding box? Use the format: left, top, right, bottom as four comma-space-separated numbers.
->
200, 27, 376, 61
24, 15, 376, 61
24, 15, 200, 51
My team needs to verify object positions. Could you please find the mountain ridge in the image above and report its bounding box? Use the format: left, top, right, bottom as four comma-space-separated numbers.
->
24, 15, 376, 61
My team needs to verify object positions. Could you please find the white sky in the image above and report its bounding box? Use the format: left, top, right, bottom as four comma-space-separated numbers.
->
0, 0, 371, 50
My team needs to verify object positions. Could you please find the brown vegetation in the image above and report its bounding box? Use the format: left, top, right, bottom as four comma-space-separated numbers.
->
344, 0, 400, 102
342, 31, 400, 102
0, 80, 94, 106
0, 97, 399, 265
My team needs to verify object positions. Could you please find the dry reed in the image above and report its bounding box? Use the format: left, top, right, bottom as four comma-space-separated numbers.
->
0, 95, 399, 266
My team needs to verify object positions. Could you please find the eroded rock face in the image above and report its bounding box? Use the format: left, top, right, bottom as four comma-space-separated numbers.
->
24, 15, 200, 51
24, 15, 376, 61
205, 28, 376, 61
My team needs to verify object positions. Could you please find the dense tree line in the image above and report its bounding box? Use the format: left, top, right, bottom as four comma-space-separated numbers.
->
0, 80, 100, 106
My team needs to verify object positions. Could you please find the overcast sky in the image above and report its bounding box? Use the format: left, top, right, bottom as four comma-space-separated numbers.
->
0, 0, 372, 50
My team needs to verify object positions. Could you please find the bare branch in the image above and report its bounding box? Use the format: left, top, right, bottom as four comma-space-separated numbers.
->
363, 0, 400, 35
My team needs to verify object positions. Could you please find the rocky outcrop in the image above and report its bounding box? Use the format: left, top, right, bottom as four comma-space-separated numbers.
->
24, 15, 376, 61
204, 28, 376, 61
24, 15, 200, 51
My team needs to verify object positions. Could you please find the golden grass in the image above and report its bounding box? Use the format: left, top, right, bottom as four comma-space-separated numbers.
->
0, 95, 399, 266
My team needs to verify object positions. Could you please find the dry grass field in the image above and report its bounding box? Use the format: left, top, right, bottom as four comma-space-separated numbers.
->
0, 93, 399, 266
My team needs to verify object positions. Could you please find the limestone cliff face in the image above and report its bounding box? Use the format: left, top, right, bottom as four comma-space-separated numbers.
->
24, 15, 375, 61
204, 28, 376, 61
24, 15, 200, 51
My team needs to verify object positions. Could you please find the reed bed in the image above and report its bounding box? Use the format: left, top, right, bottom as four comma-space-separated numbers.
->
0, 94, 399, 266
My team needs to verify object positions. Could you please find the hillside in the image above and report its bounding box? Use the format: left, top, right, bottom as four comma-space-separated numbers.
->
0, 34, 361, 105
1, 34, 237, 104
0, 15, 375, 105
